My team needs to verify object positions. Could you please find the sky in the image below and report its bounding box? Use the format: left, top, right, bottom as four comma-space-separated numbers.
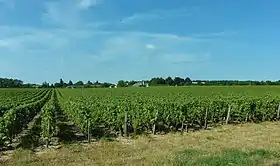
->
0, 0, 280, 84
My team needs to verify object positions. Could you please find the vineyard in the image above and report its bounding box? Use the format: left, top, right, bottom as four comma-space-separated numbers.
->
1, 86, 280, 150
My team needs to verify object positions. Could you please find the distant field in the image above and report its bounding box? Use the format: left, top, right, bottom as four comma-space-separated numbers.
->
60, 85, 280, 96
1, 86, 280, 165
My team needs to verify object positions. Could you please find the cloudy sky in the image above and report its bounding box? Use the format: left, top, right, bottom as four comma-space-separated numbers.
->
0, 0, 279, 84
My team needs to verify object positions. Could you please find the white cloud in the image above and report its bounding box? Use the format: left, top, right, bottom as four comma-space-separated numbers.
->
121, 31, 203, 42
78, 0, 99, 9
192, 31, 237, 38
0, 23, 219, 83
42, 1, 79, 27
83, 31, 210, 67
0, 24, 214, 65
0, 26, 72, 53
42, 0, 101, 28
146, 44, 156, 49
0, 0, 225, 82
84, 33, 211, 80
121, 8, 193, 24
0, 39, 11, 48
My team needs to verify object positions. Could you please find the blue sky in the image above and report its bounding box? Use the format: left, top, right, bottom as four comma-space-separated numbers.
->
0, 0, 280, 84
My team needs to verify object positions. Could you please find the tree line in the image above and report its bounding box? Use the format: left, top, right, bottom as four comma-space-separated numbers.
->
0, 78, 24, 88
41, 79, 114, 88
2, 77, 280, 88
117, 77, 280, 87
0, 78, 114, 88
116, 77, 192, 87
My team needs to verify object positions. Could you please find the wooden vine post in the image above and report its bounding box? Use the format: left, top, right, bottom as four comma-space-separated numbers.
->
46, 118, 50, 148
124, 111, 128, 137
87, 119, 91, 143
180, 122, 184, 135
277, 103, 280, 120
204, 108, 208, 129
152, 123, 156, 135
225, 105, 231, 125
245, 112, 248, 122
152, 110, 158, 135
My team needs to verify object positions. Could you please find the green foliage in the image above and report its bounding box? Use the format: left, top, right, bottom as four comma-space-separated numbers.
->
165, 77, 174, 86
117, 80, 127, 87
75, 81, 84, 86
149, 77, 165, 85
2, 86, 280, 148
42, 81, 50, 88
174, 77, 185, 86
68, 80, 73, 86
184, 77, 192, 85
0, 89, 51, 147
58, 87, 280, 137
0, 89, 49, 116
40, 90, 59, 146
0, 78, 23, 88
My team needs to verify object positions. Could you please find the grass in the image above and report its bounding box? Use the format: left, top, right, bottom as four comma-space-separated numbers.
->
2, 121, 280, 166
167, 149, 280, 166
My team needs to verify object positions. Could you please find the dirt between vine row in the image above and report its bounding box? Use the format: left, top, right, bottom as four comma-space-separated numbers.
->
0, 109, 86, 161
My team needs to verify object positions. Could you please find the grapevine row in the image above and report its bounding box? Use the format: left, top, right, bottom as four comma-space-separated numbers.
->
0, 90, 51, 148
59, 90, 280, 137
40, 90, 59, 147
0, 89, 49, 116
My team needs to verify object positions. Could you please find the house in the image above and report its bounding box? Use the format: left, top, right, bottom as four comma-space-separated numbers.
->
66, 85, 75, 89
32, 85, 39, 89
109, 85, 117, 88
132, 81, 149, 87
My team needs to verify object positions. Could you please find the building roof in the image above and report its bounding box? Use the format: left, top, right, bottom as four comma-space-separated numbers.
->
132, 82, 143, 86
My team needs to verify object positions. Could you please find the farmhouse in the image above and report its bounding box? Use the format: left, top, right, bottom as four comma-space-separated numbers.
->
32, 85, 39, 88
132, 81, 149, 87
66, 85, 75, 89
109, 85, 117, 88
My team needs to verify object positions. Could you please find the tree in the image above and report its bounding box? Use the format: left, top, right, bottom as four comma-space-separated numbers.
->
150, 77, 165, 85
184, 77, 192, 85
60, 78, 64, 87
128, 80, 138, 86
0, 78, 23, 88
68, 80, 73, 86
87, 81, 93, 85
266, 80, 273, 85
41, 81, 50, 88
84, 81, 93, 88
23, 83, 32, 88
165, 77, 174, 86
54, 83, 61, 88
117, 80, 126, 87
94, 80, 101, 85
174, 77, 185, 86
54, 78, 65, 88
75, 81, 84, 86
101, 82, 113, 88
